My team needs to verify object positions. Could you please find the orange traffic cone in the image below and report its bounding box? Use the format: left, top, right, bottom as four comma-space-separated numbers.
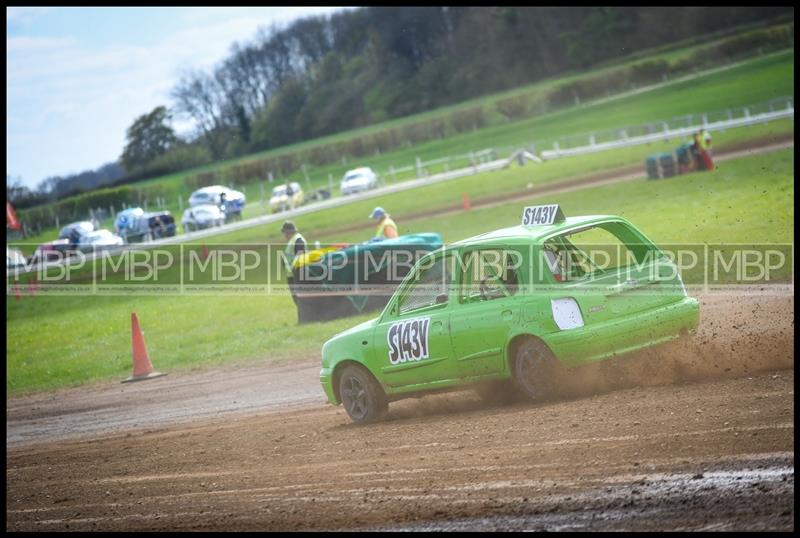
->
462, 192, 472, 211
13, 283, 22, 301
200, 244, 209, 261
122, 312, 167, 383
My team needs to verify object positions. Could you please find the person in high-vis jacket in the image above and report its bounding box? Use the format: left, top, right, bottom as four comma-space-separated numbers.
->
693, 129, 714, 171
369, 207, 398, 241
281, 220, 307, 308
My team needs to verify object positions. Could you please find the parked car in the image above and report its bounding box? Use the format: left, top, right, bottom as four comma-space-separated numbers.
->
7, 247, 27, 269
182, 204, 226, 232
269, 182, 304, 213
320, 204, 700, 423
188, 185, 246, 218
114, 207, 145, 238
77, 229, 125, 253
125, 211, 177, 243
58, 221, 95, 250
340, 167, 378, 196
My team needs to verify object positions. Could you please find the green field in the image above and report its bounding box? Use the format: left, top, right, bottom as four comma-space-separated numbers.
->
17, 48, 794, 254
7, 148, 794, 394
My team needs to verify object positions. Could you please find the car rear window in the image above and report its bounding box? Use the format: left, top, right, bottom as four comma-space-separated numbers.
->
541, 222, 654, 282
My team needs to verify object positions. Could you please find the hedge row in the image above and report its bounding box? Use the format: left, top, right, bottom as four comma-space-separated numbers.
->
18, 183, 172, 232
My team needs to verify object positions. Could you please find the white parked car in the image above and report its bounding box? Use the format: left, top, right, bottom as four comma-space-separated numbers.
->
7, 247, 27, 269
269, 182, 304, 213
188, 185, 246, 217
77, 229, 125, 253
182, 204, 226, 232
340, 167, 378, 196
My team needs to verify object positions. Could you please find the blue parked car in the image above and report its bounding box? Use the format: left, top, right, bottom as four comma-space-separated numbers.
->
114, 207, 145, 241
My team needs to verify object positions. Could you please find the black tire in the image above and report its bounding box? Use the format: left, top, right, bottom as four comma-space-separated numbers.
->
338, 365, 388, 424
512, 339, 559, 401
474, 379, 519, 406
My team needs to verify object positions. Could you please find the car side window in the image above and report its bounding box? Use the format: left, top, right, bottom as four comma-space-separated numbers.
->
398, 254, 454, 314
460, 249, 520, 303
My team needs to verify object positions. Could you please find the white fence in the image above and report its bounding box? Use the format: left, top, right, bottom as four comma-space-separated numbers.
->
540, 97, 794, 160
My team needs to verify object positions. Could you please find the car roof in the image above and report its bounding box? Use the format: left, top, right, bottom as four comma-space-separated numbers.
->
63, 221, 93, 229
450, 215, 629, 248
84, 229, 113, 238
195, 185, 238, 194
344, 167, 370, 175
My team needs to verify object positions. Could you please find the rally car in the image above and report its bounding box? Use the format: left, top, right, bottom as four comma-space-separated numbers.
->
320, 205, 700, 423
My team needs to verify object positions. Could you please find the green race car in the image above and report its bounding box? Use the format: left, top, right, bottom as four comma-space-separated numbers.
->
320, 205, 700, 423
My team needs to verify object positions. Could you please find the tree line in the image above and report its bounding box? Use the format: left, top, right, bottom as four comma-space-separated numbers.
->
9, 6, 793, 211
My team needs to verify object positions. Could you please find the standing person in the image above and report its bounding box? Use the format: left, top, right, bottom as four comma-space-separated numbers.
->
285, 181, 295, 211
369, 207, 398, 241
281, 221, 307, 310
219, 191, 227, 218
693, 130, 715, 171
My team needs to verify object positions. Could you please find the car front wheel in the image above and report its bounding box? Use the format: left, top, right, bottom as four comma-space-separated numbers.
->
513, 339, 559, 401
338, 365, 388, 424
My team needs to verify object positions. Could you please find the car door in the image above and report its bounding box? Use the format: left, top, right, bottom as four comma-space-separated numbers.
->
449, 248, 523, 379
372, 251, 458, 388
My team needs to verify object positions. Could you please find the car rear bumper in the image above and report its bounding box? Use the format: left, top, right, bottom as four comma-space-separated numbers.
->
546, 296, 700, 367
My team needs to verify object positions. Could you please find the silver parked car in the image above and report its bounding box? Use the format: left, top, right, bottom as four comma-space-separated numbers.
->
188, 185, 246, 218
340, 167, 379, 196
77, 229, 125, 253
182, 204, 226, 232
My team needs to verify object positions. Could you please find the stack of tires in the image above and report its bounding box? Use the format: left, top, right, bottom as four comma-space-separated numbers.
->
658, 152, 677, 178
675, 143, 693, 174
645, 155, 660, 180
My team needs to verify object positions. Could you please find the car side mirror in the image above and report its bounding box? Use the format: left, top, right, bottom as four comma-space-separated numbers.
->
435, 293, 448, 305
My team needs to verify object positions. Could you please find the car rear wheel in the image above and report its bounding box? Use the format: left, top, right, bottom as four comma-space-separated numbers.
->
513, 339, 559, 401
338, 365, 388, 424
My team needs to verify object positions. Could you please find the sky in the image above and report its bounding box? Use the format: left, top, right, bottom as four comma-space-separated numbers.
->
7, 6, 353, 189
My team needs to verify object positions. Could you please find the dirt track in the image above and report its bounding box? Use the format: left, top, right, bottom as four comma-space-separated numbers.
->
6, 291, 794, 531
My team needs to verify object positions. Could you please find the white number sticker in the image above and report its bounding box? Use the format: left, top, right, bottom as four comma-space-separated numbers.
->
387, 317, 430, 365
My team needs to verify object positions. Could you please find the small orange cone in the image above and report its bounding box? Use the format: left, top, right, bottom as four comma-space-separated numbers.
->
14, 283, 22, 301
122, 312, 167, 383
462, 192, 472, 211
200, 244, 209, 261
